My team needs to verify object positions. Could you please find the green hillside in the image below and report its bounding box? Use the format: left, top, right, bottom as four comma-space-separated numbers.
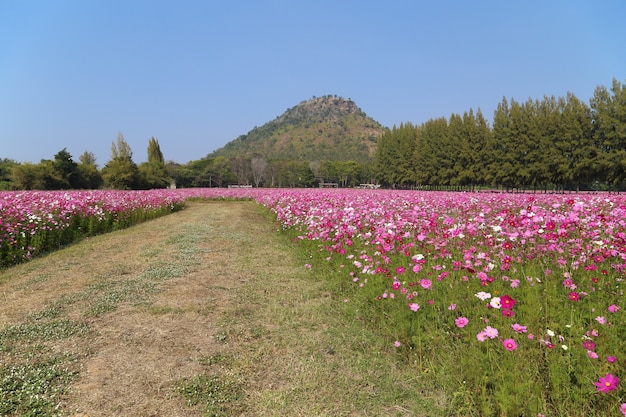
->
206, 95, 385, 163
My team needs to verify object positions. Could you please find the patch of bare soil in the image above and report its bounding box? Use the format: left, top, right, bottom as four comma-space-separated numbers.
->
0, 202, 256, 416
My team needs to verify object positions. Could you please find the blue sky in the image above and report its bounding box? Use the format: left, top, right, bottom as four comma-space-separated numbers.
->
1, 0, 625, 165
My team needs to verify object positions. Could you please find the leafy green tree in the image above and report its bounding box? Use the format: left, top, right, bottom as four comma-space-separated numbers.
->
138, 137, 170, 189
101, 133, 139, 189
336, 160, 362, 187
0, 158, 18, 190
75, 151, 103, 189
10, 162, 41, 190
203, 156, 236, 187
52, 148, 80, 189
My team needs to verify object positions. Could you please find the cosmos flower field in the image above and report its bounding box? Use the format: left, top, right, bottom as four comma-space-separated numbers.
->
1, 188, 625, 415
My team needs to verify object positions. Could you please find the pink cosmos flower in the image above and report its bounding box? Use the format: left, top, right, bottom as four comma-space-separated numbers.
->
476, 331, 488, 342
502, 338, 517, 351
420, 279, 432, 289
595, 316, 607, 324
500, 294, 517, 309
607, 356, 616, 363
483, 326, 498, 339
582, 340, 596, 351
394, 341, 401, 348
501, 308, 515, 317
608, 304, 620, 313
588, 351, 599, 359
511, 323, 527, 333
620, 403, 626, 416
408, 303, 420, 312
593, 373, 619, 393
510, 279, 520, 288
568, 292, 580, 302
455, 317, 469, 328
448, 303, 457, 311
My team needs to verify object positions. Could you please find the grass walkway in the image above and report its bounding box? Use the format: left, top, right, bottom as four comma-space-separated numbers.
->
0, 201, 437, 416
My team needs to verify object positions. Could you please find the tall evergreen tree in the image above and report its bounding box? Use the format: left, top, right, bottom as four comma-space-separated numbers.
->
590, 78, 626, 189
102, 133, 139, 189
561, 92, 595, 190
147, 137, 165, 163
139, 137, 170, 188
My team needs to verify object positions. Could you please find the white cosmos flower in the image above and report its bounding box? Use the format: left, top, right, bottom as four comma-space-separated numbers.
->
475, 291, 491, 301
489, 297, 502, 309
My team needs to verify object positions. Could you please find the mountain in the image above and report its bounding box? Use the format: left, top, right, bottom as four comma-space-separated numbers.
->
205, 95, 386, 163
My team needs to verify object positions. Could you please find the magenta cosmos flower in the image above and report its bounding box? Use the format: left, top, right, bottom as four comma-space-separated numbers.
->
455, 317, 469, 328
500, 294, 517, 309
593, 373, 619, 393
502, 338, 517, 351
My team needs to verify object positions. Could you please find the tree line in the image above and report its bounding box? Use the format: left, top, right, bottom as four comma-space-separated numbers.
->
1, 134, 171, 190
1, 132, 376, 190
169, 156, 374, 188
3, 79, 624, 191
375, 78, 626, 191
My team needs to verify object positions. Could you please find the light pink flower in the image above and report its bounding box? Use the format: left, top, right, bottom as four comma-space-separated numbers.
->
476, 331, 488, 342
511, 323, 527, 333
409, 303, 420, 312
420, 279, 432, 289
595, 316, 607, 324
394, 341, 401, 348
608, 304, 620, 313
483, 326, 498, 339
455, 317, 469, 328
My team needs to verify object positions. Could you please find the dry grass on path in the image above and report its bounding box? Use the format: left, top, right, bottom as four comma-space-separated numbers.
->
0, 201, 434, 417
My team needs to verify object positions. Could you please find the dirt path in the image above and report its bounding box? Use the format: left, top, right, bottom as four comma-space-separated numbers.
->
1, 201, 427, 417
0, 201, 274, 416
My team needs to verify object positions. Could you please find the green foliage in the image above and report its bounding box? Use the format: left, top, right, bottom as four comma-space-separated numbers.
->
373, 80, 626, 191
176, 375, 244, 417
207, 95, 383, 164
0, 357, 78, 416
147, 137, 165, 163
52, 148, 80, 189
